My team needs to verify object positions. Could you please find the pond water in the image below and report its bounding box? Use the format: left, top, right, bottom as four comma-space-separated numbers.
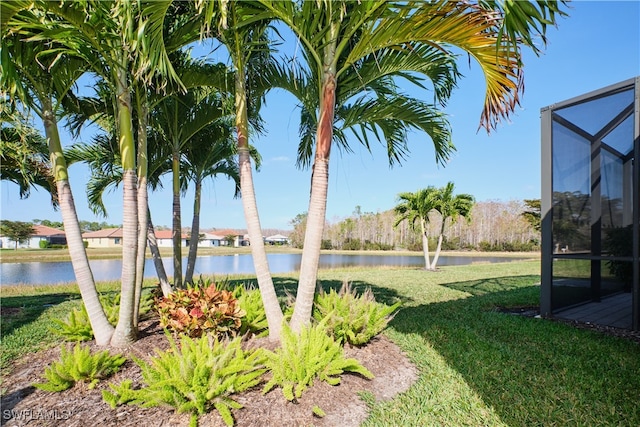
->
0, 253, 525, 286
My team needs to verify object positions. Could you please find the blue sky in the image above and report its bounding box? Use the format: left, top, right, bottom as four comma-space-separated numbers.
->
1, 1, 639, 230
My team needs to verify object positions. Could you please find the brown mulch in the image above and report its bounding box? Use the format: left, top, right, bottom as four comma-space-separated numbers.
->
1, 319, 418, 427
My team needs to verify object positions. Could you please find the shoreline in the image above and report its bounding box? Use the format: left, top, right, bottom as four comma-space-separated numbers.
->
0, 246, 540, 264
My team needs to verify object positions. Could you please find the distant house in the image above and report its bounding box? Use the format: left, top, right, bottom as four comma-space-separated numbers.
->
197, 232, 225, 247
265, 234, 289, 245
82, 228, 123, 248
154, 229, 188, 247
210, 229, 249, 247
0, 224, 67, 249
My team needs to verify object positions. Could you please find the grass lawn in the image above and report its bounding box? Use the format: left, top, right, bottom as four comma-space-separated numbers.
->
1, 260, 638, 426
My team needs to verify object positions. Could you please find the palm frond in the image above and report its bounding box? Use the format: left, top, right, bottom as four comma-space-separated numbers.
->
338, 95, 454, 166
479, 0, 569, 56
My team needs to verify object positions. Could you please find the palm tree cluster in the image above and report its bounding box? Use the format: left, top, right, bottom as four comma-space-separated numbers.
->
1, 0, 567, 346
394, 182, 474, 270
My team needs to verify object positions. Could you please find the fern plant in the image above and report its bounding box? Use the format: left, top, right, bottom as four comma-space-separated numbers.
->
313, 282, 401, 345
262, 320, 373, 402
34, 343, 126, 391
100, 292, 121, 324
52, 291, 155, 342
102, 291, 155, 322
234, 286, 269, 337
51, 307, 94, 342
102, 334, 266, 427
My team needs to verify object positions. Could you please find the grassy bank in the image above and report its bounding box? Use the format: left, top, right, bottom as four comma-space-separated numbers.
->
0, 245, 300, 263
2, 260, 637, 426
0, 245, 538, 264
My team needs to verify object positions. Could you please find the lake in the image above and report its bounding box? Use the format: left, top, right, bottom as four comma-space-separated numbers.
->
0, 253, 526, 286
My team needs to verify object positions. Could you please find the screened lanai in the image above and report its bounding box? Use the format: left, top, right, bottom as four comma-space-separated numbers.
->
540, 77, 640, 331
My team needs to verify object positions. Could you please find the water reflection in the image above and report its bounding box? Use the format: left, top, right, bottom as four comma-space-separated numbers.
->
0, 253, 523, 286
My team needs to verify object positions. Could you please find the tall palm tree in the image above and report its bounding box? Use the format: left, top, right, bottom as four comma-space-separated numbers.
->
199, 1, 285, 341
150, 78, 229, 289
0, 27, 116, 345
394, 187, 440, 270
2, 0, 191, 346
259, 0, 567, 331
65, 132, 175, 297
182, 119, 242, 285
431, 182, 474, 269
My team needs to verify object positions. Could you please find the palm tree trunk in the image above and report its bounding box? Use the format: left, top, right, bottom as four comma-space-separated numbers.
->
111, 66, 138, 347
290, 37, 337, 333
58, 181, 115, 344
291, 157, 330, 332
238, 146, 283, 340
42, 103, 114, 345
147, 213, 172, 297
421, 219, 432, 270
184, 179, 202, 285
431, 221, 446, 270
133, 89, 149, 328
172, 152, 183, 289
235, 64, 283, 341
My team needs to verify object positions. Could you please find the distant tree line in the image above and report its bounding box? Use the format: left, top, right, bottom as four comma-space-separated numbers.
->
289, 199, 540, 252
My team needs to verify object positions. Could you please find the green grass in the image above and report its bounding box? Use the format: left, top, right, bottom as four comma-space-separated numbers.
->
2, 260, 639, 426
0, 279, 155, 372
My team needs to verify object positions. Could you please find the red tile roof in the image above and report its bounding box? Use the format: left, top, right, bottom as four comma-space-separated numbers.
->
32, 224, 66, 237
82, 228, 123, 238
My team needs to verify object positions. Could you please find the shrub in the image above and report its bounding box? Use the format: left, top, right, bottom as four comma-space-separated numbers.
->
34, 343, 125, 391
233, 286, 268, 337
52, 291, 155, 341
477, 240, 540, 252
362, 241, 394, 251
320, 239, 333, 250
341, 238, 362, 251
51, 307, 94, 342
262, 320, 373, 402
156, 283, 245, 338
101, 292, 123, 325
313, 282, 400, 346
39, 240, 50, 249
102, 334, 266, 427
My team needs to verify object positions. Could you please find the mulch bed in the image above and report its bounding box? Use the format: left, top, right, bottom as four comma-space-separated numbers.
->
1, 319, 418, 427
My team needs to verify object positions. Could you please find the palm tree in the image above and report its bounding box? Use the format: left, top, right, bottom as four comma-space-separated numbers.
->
259, 0, 567, 331
265, 43, 456, 319
431, 182, 474, 269
150, 77, 230, 289
0, 26, 116, 345
2, 0, 194, 346
65, 132, 175, 297
394, 187, 440, 270
199, 1, 285, 341
181, 117, 242, 285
